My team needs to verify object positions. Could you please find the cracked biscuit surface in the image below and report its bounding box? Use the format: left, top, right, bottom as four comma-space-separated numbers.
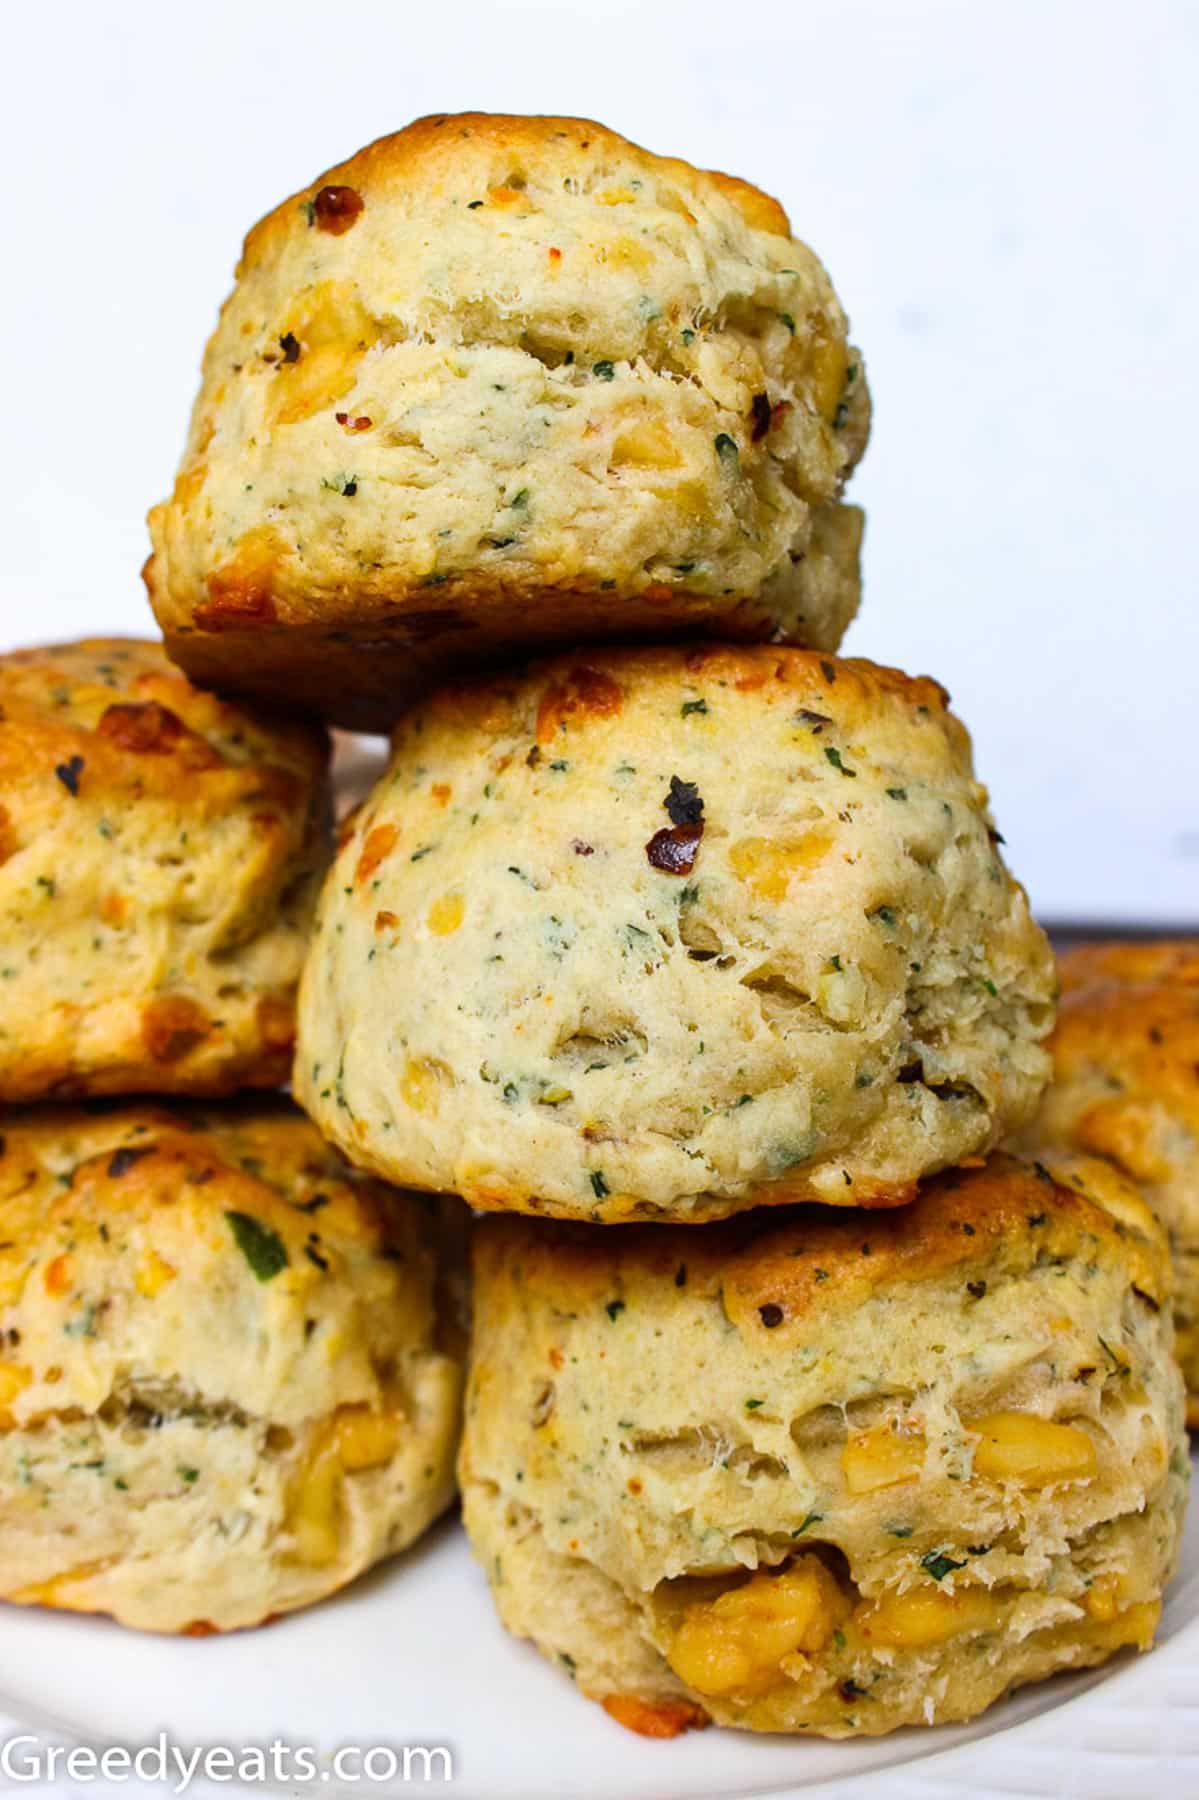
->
1019, 940, 1199, 1420
0, 1100, 465, 1632
296, 645, 1054, 1220
146, 112, 869, 728
460, 1153, 1186, 1736
0, 637, 329, 1101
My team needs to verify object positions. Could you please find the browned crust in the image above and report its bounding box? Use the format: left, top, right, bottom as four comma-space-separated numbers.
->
241, 113, 791, 272
1057, 940, 1199, 995
0, 1099, 403, 1258
0, 638, 329, 1099
1050, 940, 1199, 1143
472, 1153, 1170, 1330
0, 636, 327, 787
152, 550, 862, 733
601, 1694, 711, 1737
413, 640, 955, 747
460, 1166, 918, 1226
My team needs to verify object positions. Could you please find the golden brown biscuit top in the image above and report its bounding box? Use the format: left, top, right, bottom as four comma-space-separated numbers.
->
1058, 938, 1199, 995
0, 1100, 457, 1424
0, 637, 326, 786
1048, 938, 1199, 1158
244, 112, 793, 268
403, 643, 964, 763
0, 1099, 419, 1289
475, 1152, 1168, 1338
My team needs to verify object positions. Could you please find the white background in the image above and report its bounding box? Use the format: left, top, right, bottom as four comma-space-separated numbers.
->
1, 0, 1195, 924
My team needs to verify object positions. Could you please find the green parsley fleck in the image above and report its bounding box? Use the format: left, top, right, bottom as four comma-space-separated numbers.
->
320, 471, 358, 498
225, 1212, 289, 1282
921, 1550, 966, 1582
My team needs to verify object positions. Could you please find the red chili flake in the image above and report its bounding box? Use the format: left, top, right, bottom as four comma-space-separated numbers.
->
548, 245, 562, 263
750, 392, 772, 440
335, 412, 373, 431
648, 774, 705, 873
770, 399, 792, 431
572, 839, 594, 856
646, 822, 702, 875
313, 185, 364, 235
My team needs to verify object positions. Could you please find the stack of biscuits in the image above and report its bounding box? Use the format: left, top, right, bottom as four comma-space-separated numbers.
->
0, 112, 1190, 1742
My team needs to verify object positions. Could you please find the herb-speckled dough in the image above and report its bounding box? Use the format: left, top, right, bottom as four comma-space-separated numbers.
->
146, 112, 869, 729
296, 645, 1055, 1221
0, 1100, 465, 1633
460, 1154, 1186, 1737
1017, 940, 1199, 1422
0, 637, 329, 1102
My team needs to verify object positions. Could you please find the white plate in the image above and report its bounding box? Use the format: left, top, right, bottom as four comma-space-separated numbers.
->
1, 1452, 1196, 1800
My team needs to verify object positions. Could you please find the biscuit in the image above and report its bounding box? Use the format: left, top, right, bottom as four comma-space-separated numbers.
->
145, 113, 870, 728
0, 637, 329, 1101
1020, 939, 1199, 1419
460, 1154, 1185, 1736
0, 1099, 465, 1633
296, 645, 1055, 1221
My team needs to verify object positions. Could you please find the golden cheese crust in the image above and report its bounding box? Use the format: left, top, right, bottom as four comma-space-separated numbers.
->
0, 637, 329, 1101
1020, 939, 1199, 1415
460, 1153, 1186, 1736
145, 112, 870, 728
0, 1100, 465, 1633
296, 645, 1055, 1220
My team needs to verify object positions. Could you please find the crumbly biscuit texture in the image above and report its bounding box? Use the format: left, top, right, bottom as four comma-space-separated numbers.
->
0, 637, 329, 1100
0, 1100, 465, 1632
1021, 940, 1199, 1416
461, 1154, 1186, 1735
146, 113, 870, 727
297, 646, 1055, 1220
